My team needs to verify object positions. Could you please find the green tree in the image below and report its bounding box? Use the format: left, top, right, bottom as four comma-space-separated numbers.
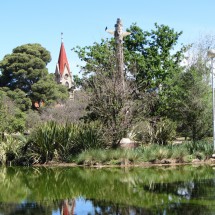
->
0, 43, 51, 92
0, 43, 69, 105
124, 23, 185, 92
74, 39, 133, 147
181, 66, 211, 140
157, 34, 214, 141
0, 92, 26, 133
0, 87, 32, 111
159, 59, 211, 141
74, 23, 185, 145
31, 74, 69, 105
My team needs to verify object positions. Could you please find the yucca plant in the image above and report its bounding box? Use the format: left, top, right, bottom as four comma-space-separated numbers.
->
74, 122, 104, 152
28, 121, 105, 163
55, 123, 81, 161
29, 121, 57, 163
55, 122, 104, 161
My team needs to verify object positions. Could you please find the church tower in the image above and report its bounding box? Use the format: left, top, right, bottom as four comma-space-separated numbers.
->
55, 34, 73, 99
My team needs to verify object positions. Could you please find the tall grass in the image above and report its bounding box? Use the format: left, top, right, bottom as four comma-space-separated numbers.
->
185, 140, 213, 159
75, 140, 213, 165
139, 145, 171, 162
74, 148, 142, 165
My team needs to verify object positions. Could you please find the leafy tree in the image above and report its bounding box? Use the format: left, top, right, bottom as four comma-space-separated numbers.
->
73, 75, 84, 88
31, 74, 69, 105
74, 40, 133, 147
0, 43, 51, 92
179, 66, 211, 141
0, 87, 32, 111
74, 23, 185, 145
0, 92, 26, 133
156, 34, 215, 141
158, 57, 212, 141
124, 23, 186, 92
0, 43, 69, 105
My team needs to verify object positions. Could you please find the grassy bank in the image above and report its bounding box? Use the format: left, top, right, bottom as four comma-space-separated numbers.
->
69, 140, 213, 166
0, 120, 213, 166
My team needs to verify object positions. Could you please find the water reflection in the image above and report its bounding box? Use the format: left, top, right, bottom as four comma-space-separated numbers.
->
60, 199, 75, 215
0, 165, 214, 214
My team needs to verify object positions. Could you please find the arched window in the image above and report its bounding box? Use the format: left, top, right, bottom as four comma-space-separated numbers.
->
64, 74, 69, 80
65, 81, 69, 88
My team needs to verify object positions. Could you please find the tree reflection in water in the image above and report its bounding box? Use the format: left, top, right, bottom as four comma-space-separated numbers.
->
89, 199, 153, 215
0, 166, 214, 214
0, 202, 53, 215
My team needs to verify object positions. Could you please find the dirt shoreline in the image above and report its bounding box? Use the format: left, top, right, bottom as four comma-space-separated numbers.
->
33, 158, 215, 168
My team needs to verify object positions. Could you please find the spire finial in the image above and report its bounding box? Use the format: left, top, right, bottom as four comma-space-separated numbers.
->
61, 32, 63, 43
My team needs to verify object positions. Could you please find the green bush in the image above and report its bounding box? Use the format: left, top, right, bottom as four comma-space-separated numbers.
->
74, 122, 104, 152
154, 118, 177, 145
28, 121, 104, 163
0, 134, 25, 165
28, 121, 57, 163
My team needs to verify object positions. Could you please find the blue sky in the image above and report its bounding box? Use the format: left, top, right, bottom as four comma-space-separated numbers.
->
1, 0, 215, 76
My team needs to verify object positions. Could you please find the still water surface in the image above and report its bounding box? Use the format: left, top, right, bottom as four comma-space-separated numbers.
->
0, 165, 215, 214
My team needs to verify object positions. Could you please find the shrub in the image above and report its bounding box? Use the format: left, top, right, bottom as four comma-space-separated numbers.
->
74, 122, 104, 152
40, 90, 88, 124
0, 134, 25, 165
28, 121, 57, 163
153, 118, 177, 145
129, 118, 176, 145
27, 121, 105, 163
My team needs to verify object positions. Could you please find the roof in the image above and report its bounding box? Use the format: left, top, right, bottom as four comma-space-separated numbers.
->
57, 42, 71, 76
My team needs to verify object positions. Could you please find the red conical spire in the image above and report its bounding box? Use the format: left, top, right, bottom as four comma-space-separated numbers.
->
58, 42, 70, 77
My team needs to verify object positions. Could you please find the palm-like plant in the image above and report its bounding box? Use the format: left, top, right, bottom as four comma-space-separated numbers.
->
0, 134, 24, 165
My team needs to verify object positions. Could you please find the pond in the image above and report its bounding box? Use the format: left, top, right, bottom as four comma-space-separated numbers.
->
0, 165, 215, 214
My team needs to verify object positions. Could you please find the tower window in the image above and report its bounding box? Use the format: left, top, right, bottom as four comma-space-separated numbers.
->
65, 81, 70, 88
64, 74, 69, 79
